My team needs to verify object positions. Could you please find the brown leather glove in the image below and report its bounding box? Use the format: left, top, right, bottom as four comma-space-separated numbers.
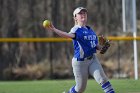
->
98, 35, 110, 54
100, 40, 110, 54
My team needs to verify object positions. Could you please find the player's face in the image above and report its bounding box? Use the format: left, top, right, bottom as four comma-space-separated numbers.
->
75, 10, 87, 24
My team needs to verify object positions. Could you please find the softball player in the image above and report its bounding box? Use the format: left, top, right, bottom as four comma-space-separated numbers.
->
46, 7, 115, 93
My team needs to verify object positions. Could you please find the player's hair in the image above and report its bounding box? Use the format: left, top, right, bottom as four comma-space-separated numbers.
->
74, 16, 78, 25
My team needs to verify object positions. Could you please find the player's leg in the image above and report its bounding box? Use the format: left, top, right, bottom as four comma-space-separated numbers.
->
68, 58, 89, 93
89, 55, 115, 93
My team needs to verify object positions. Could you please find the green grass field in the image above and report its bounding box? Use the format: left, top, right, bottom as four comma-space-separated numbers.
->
0, 79, 140, 93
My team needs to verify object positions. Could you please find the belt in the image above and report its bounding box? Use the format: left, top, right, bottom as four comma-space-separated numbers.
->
77, 55, 93, 61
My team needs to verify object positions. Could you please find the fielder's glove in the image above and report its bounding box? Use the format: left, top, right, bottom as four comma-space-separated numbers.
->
98, 35, 111, 54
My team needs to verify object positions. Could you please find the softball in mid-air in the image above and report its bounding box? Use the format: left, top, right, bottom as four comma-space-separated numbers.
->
43, 20, 51, 28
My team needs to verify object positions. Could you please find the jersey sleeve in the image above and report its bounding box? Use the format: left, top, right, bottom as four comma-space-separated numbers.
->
69, 26, 79, 39
69, 27, 77, 34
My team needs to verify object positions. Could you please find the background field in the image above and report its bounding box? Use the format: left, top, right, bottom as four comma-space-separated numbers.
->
0, 0, 140, 81
0, 79, 140, 93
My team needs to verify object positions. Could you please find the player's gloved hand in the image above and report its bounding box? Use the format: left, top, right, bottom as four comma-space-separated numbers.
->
98, 35, 111, 54
100, 40, 110, 54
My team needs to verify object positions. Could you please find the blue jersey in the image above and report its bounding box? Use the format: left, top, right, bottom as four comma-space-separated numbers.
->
69, 25, 98, 59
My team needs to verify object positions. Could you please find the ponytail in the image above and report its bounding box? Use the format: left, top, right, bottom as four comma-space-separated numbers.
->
74, 16, 78, 25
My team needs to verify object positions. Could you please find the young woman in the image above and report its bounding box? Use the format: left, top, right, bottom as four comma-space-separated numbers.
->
46, 7, 115, 93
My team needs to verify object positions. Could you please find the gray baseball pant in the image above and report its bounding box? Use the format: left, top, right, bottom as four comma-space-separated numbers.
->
72, 54, 108, 93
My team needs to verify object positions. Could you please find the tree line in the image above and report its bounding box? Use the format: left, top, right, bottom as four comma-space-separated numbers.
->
0, 0, 139, 80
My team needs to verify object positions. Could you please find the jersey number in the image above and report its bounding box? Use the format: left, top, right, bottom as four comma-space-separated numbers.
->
90, 41, 96, 48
